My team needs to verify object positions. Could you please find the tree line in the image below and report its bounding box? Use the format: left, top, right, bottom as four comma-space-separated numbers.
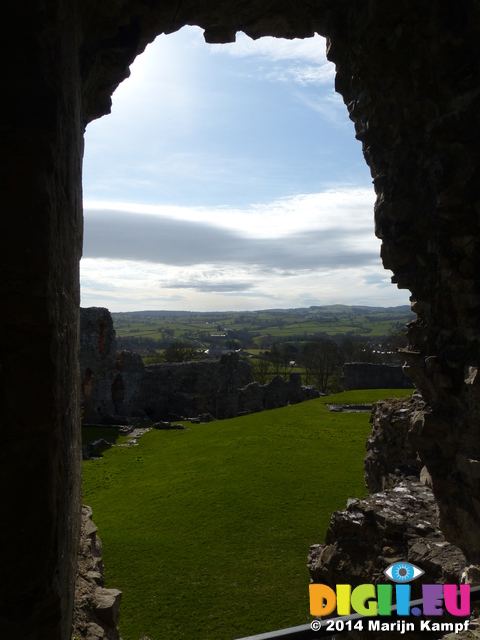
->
250, 330, 408, 393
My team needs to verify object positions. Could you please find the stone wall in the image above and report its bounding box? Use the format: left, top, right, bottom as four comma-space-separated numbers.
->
122, 355, 254, 421
79, 308, 319, 422
309, 478, 468, 640
119, 357, 319, 420
80, 308, 118, 422
342, 362, 414, 391
72, 506, 123, 640
3, 2, 480, 638
308, 396, 470, 640
238, 373, 319, 413
1, 0, 84, 631
364, 396, 424, 493
78, 305, 254, 421
328, 2, 480, 564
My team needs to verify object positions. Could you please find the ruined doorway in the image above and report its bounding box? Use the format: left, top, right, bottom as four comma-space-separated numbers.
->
4, 3, 480, 640
79, 25, 413, 639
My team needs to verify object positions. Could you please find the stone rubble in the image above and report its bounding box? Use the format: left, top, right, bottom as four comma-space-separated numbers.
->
308, 396, 479, 640
72, 506, 123, 640
327, 404, 372, 413
152, 421, 186, 430
82, 427, 153, 459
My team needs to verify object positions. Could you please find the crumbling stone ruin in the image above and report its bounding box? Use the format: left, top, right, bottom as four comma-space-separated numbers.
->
80, 307, 319, 423
3, 2, 480, 638
72, 507, 122, 640
342, 362, 414, 391
81, 307, 119, 424
308, 397, 474, 640
238, 372, 319, 414
363, 396, 424, 493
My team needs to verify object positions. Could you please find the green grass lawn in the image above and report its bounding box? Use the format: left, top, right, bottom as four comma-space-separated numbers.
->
82, 389, 412, 640
322, 388, 413, 404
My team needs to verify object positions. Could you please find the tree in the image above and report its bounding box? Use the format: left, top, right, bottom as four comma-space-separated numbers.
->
340, 337, 380, 364
381, 328, 409, 363
301, 340, 343, 393
278, 343, 297, 380
266, 345, 280, 376
163, 341, 198, 363
266, 343, 297, 380
340, 336, 363, 362
250, 358, 272, 385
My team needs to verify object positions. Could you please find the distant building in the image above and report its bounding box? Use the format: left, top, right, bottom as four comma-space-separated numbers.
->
205, 348, 244, 358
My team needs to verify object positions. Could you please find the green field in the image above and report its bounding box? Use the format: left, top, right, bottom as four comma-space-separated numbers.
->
112, 304, 414, 355
82, 389, 412, 640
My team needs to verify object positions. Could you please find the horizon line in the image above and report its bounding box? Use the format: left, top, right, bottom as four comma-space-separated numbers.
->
86, 303, 414, 314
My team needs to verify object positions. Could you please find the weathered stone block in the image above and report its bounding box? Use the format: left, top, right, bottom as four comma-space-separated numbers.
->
365, 396, 424, 493
94, 588, 122, 627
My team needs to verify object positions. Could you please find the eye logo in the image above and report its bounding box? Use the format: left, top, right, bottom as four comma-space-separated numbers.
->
384, 562, 424, 583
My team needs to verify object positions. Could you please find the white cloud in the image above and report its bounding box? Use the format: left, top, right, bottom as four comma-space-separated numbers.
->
80, 257, 408, 312
80, 188, 410, 311
292, 92, 347, 124
265, 64, 335, 85
84, 187, 376, 240
213, 32, 327, 64
210, 32, 335, 87
82, 212, 378, 271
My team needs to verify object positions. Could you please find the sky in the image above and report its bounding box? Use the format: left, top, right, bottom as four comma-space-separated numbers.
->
81, 26, 410, 312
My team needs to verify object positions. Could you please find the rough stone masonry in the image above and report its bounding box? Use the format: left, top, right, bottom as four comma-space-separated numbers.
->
2, 2, 480, 638
308, 397, 471, 640
79, 307, 319, 423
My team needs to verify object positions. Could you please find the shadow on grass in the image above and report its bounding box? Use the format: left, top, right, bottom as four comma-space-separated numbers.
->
82, 426, 126, 446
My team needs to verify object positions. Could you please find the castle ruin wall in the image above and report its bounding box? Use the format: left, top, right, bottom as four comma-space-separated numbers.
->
3, 1, 480, 636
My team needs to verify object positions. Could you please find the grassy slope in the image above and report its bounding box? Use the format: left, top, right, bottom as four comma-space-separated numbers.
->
82, 389, 412, 640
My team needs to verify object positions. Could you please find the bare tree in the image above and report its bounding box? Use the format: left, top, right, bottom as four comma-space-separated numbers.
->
266, 344, 296, 380
301, 340, 343, 393
267, 344, 283, 377
250, 358, 272, 385
381, 329, 409, 363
